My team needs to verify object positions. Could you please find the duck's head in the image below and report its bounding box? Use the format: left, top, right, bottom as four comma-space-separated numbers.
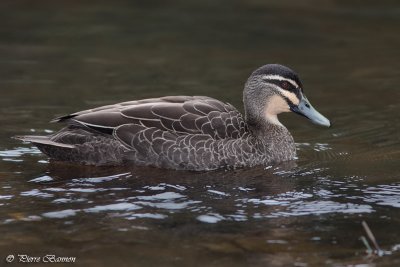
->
243, 64, 331, 128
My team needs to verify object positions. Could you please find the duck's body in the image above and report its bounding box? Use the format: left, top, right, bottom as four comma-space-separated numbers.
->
16, 64, 330, 171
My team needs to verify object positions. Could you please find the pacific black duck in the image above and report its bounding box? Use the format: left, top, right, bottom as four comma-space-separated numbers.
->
16, 64, 331, 171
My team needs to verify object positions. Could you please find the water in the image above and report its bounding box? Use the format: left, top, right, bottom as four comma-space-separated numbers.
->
1, 0, 400, 266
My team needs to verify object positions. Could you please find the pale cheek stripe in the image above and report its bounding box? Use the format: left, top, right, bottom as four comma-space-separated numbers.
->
277, 88, 300, 105
262, 74, 299, 88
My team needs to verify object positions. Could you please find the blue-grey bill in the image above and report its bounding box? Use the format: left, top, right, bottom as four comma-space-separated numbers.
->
292, 95, 331, 127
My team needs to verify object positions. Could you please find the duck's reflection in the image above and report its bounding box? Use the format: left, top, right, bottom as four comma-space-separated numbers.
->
26, 161, 300, 222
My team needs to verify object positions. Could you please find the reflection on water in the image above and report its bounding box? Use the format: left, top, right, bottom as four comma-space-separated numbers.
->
1, 0, 400, 266
2, 158, 399, 225
1, 132, 400, 266
1, 137, 400, 267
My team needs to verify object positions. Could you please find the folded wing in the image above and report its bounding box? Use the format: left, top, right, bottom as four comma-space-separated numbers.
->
53, 96, 247, 149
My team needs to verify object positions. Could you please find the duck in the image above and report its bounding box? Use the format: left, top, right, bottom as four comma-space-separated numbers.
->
15, 64, 331, 171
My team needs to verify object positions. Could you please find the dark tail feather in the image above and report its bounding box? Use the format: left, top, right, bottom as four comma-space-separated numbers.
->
13, 135, 76, 161
13, 135, 74, 149
50, 114, 76, 123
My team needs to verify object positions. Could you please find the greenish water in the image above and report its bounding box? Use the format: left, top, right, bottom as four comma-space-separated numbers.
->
1, 0, 399, 266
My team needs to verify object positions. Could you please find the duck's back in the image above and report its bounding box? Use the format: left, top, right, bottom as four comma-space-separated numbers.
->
19, 96, 252, 170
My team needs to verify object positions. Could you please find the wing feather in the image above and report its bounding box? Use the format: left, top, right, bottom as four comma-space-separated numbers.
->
52, 96, 246, 147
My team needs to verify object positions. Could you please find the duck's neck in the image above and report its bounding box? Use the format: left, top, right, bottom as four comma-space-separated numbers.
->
245, 116, 296, 162
246, 115, 289, 141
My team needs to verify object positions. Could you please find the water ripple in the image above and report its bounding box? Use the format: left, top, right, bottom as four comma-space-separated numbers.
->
269, 201, 373, 217
42, 209, 78, 219
363, 184, 400, 208
85, 203, 141, 213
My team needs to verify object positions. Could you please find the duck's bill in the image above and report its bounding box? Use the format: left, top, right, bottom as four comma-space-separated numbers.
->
290, 95, 331, 127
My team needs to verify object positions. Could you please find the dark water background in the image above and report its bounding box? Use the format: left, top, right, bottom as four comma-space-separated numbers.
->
1, 0, 399, 266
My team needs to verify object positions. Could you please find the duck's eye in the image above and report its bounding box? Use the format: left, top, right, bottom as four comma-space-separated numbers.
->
281, 81, 290, 90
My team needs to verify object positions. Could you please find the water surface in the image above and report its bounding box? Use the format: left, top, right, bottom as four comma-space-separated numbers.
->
1, 0, 399, 266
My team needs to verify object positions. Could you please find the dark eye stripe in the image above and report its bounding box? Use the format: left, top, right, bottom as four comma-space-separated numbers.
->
263, 79, 297, 92
263, 78, 303, 102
